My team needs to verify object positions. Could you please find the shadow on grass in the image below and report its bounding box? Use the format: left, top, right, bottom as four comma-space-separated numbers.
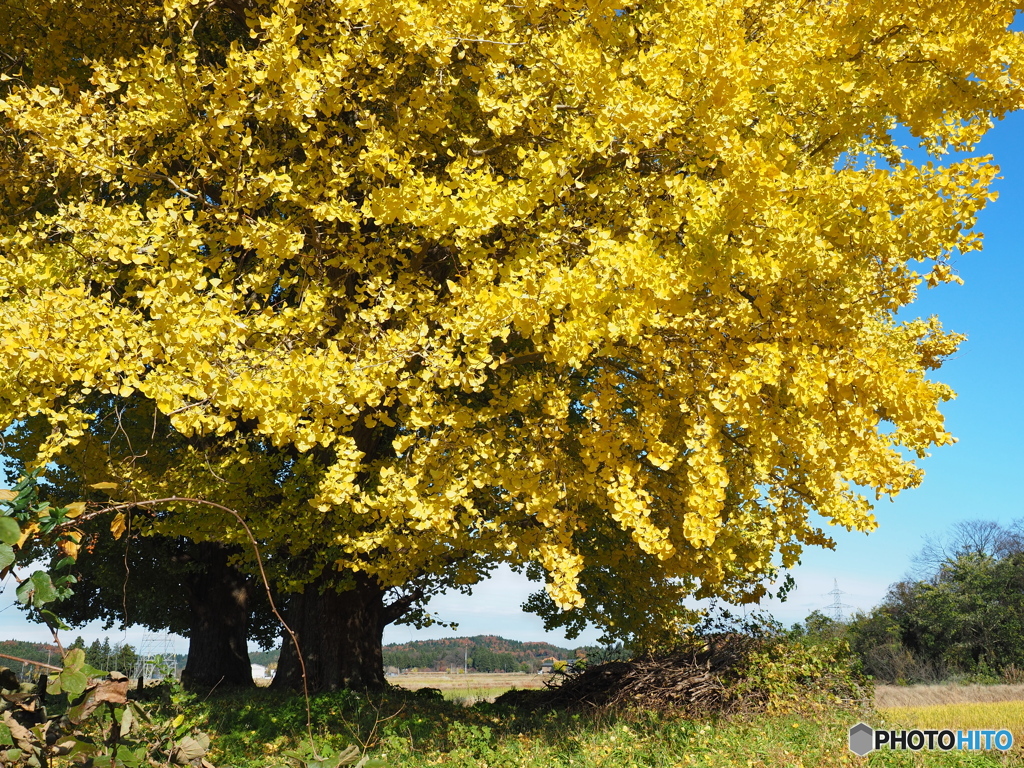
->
180, 685, 697, 766
172, 686, 1022, 768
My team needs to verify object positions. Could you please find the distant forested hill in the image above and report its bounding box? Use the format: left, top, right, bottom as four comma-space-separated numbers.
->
383, 635, 576, 672
2, 637, 625, 675
0, 639, 62, 670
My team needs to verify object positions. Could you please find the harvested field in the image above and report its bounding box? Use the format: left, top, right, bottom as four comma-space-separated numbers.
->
875, 684, 1024, 709
879, 700, 1024, 743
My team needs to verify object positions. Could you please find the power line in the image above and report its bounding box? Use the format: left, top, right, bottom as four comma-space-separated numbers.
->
825, 579, 854, 622
132, 632, 177, 682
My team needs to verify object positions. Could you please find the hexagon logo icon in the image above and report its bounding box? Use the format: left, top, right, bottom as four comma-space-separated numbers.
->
849, 722, 874, 756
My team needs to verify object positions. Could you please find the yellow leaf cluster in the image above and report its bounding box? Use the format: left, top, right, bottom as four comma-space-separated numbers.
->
1, 0, 1020, 640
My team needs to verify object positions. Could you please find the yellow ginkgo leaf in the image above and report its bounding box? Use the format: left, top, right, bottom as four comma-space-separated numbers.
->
110, 512, 127, 540
60, 530, 83, 558
16, 522, 39, 548
60, 539, 81, 558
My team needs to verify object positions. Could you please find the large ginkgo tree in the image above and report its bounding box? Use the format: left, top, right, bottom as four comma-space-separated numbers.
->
1, 0, 1020, 690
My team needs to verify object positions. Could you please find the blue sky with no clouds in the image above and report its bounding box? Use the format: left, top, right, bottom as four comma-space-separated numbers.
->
2, 111, 1024, 653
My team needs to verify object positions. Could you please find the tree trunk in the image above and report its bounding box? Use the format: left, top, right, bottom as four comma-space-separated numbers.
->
180, 542, 255, 690
271, 572, 387, 692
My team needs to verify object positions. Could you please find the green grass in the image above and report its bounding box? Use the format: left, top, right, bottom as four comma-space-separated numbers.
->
157, 687, 1024, 768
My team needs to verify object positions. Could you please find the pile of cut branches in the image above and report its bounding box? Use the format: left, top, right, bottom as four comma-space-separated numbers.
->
495, 630, 869, 716
495, 633, 755, 714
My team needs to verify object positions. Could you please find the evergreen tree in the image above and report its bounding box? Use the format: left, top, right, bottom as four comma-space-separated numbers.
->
109, 644, 139, 676
99, 639, 112, 670
85, 639, 104, 670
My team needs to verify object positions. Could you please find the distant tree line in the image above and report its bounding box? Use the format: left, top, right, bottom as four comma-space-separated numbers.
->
792, 520, 1024, 684
0, 637, 141, 676
468, 645, 524, 673
67, 637, 140, 676
382, 636, 575, 672
250, 650, 280, 667
2, 636, 631, 679
384, 643, 530, 673
380, 636, 631, 673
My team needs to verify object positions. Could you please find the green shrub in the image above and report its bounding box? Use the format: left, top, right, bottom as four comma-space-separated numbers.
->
734, 636, 872, 714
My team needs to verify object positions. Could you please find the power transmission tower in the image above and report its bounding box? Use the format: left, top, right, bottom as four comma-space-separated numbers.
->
825, 579, 853, 622
132, 633, 177, 682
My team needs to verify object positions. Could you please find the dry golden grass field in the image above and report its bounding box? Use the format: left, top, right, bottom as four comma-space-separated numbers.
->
876, 683, 1024, 708
880, 700, 1024, 732
876, 684, 1024, 756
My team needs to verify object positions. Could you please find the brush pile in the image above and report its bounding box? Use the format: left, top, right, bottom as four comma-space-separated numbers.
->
497, 633, 756, 714
494, 630, 869, 715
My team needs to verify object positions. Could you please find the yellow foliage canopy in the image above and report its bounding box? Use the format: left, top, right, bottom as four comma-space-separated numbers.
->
1, 0, 1020, 640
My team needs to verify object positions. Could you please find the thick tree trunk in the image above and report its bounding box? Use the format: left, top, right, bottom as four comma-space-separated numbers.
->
271, 572, 387, 692
180, 542, 255, 690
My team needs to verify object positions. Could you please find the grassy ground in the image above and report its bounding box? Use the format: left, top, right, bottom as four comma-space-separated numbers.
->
165, 679, 1024, 767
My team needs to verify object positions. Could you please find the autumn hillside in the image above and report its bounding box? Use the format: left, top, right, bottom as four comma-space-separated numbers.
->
0, 639, 62, 670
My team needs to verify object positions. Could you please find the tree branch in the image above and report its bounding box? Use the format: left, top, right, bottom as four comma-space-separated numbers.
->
382, 588, 424, 626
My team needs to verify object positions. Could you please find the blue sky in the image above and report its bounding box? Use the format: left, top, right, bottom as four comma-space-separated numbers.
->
2, 112, 1023, 654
